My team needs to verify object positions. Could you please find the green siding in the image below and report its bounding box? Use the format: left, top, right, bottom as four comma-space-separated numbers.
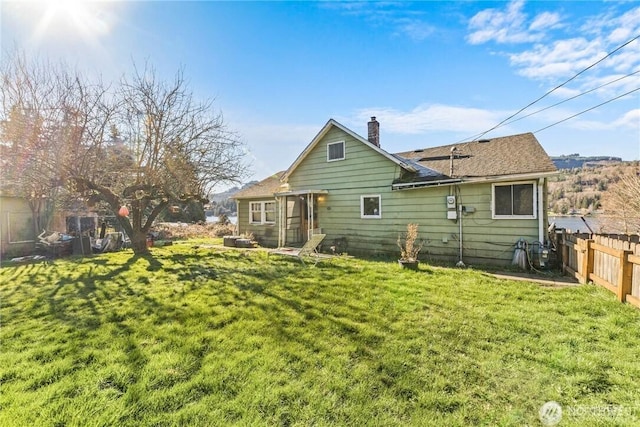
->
232, 125, 547, 264
285, 127, 544, 265
236, 198, 279, 247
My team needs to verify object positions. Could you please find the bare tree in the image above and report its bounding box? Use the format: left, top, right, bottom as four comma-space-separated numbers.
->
69, 66, 247, 254
601, 170, 640, 234
1, 53, 247, 254
0, 51, 72, 236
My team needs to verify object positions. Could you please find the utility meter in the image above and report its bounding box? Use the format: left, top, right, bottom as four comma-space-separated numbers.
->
446, 195, 456, 209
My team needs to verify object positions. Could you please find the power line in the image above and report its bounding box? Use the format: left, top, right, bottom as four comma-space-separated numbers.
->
472, 33, 640, 141
453, 68, 640, 143
502, 69, 640, 126
533, 86, 640, 134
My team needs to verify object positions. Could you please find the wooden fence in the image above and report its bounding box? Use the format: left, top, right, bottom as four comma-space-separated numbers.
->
561, 233, 640, 308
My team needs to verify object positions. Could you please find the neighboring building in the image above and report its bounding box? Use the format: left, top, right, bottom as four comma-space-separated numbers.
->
0, 193, 36, 258
232, 118, 558, 265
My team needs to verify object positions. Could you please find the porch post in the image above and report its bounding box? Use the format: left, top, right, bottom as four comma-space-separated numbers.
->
308, 193, 314, 238
277, 196, 284, 247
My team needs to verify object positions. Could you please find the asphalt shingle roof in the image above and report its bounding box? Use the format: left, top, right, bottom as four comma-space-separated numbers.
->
394, 132, 556, 181
231, 171, 286, 199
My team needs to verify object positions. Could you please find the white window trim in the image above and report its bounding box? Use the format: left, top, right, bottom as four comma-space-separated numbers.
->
249, 200, 276, 225
327, 141, 345, 162
491, 181, 537, 219
361, 194, 382, 219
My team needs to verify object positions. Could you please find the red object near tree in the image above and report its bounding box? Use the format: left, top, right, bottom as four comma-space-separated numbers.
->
118, 205, 129, 217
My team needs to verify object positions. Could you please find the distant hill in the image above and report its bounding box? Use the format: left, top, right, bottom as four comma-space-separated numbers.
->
209, 181, 258, 203
551, 154, 622, 170
547, 160, 638, 217
206, 181, 259, 215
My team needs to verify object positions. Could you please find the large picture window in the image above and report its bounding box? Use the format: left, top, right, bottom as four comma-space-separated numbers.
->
492, 182, 536, 219
249, 201, 276, 224
327, 141, 345, 162
361, 195, 382, 219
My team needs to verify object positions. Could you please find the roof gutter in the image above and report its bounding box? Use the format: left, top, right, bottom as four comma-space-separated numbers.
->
392, 170, 558, 191
273, 189, 329, 197
392, 178, 463, 190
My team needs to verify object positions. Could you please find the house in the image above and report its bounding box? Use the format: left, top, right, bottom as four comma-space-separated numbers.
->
232, 118, 558, 265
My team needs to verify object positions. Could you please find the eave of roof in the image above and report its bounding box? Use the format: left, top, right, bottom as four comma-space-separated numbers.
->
392, 170, 559, 190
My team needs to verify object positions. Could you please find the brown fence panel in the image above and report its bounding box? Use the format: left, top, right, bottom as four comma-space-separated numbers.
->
561, 233, 640, 309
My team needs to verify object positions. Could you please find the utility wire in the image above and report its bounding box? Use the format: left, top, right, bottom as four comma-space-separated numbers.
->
503, 69, 640, 126
533, 86, 640, 134
472, 33, 640, 141
453, 68, 640, 143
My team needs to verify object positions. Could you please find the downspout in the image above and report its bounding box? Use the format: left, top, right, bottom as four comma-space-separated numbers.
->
457, 203, 465, 267
538, 178, 544, 243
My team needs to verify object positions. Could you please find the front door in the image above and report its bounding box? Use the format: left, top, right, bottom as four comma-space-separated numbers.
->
280, 194, 321, 247
299, 194, 319, 244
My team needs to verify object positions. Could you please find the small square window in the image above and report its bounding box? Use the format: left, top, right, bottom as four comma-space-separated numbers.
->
361, 195, 381, 219
327, 141, 345, 162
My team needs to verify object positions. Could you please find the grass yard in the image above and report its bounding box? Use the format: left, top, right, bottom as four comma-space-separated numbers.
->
2, 242, 640, 426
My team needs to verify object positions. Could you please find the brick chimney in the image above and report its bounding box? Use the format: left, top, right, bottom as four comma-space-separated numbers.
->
367, 116, 380, 147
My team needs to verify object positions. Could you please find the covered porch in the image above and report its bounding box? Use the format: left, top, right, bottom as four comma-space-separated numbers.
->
274, 189, 328, 248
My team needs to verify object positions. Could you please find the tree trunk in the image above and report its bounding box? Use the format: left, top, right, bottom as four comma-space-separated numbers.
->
130, 229, 149, 255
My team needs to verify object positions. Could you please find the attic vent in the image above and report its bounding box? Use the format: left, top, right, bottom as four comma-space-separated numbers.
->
478, 139, 491, 143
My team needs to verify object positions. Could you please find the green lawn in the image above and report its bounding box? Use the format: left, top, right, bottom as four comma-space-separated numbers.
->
2, 242, 640, 426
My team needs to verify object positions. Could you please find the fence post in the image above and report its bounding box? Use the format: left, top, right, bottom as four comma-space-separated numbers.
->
579, 239, 594, 284
618, 250, 633, 302
561, 230, 568, 273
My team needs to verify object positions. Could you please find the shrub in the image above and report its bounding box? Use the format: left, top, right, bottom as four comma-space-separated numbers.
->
397, 223, 423, 262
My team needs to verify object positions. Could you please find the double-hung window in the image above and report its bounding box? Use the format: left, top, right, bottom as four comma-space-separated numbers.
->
492, 182, 536, 219
327, 141, 345, 162
249, 201, 276, 224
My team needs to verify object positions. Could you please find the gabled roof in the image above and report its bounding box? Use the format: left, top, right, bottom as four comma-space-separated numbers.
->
281, 119, 416, 181
231, 171, 286, 199
394, 132, 557, 184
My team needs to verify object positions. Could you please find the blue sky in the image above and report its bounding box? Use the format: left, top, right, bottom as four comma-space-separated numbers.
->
2, 1, 639, 187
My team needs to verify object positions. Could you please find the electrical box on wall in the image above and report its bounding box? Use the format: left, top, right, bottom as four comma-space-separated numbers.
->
446, 195, 456, 210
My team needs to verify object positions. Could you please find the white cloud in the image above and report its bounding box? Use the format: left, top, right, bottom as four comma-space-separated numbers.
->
613, 109, 640, 129
322, 1, 438, 42
468, 1, 639, 108
350, 104, 507, 135
555, 108, 640, 132
467, 0, 561, 45
396, 19, 436, 41
529, 11, 562, 32
509, 37, 605, 79
598, 7, 640, 44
